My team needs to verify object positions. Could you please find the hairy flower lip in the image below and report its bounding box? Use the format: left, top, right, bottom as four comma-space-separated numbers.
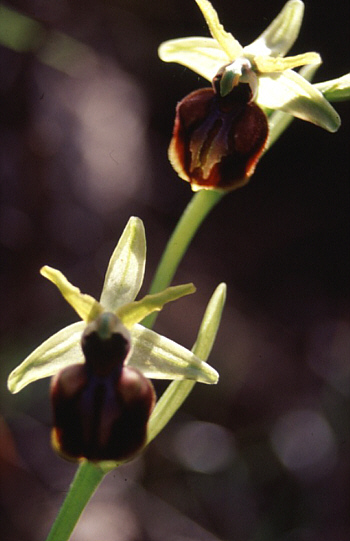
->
159, 0, 341, 133
168, 82, 269, 191
51, 312, 157, 463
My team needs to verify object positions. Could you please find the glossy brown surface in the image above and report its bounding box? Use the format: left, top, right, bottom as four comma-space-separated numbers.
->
51, 314, 155, 461
169, 83, 268, 190
51, 363, 155, 462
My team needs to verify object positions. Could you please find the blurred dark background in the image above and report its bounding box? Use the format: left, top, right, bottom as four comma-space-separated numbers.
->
1, 1, 349, 540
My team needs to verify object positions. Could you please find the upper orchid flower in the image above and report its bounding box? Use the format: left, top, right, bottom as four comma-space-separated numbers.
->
159, 0, 340, 132
159, 0, 341, 190
8, 217, 220, 461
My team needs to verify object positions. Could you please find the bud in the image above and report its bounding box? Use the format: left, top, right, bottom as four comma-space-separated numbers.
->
51, 313, 156, 462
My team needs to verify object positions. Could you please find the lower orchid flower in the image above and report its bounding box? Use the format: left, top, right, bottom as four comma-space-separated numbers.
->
8, 217, 222, 462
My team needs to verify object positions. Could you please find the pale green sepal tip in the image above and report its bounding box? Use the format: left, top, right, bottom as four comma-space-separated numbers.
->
116, 283, 196, 329
40, 266, 104, 323
244, 0, 304, 58
100, 217, 146, 312
130, 324, 218, 384
158, 37, 227, 82
192, 282, 226, 360
266, 62, 320, 147
315, 73, 350, 102
7, 321, 85, 394
257, 70, 341, 132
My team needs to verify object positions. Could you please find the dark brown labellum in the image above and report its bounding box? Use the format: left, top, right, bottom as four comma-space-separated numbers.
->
51, 313, 155, 462
169, 81, 268, 191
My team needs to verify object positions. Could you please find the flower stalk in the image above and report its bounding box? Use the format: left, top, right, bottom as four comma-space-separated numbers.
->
143, 189, 223, 327
45, 462, 105, 541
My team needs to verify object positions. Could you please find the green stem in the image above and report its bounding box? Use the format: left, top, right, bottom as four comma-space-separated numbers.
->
143, 189, 223, 328
45, 462, 105, 541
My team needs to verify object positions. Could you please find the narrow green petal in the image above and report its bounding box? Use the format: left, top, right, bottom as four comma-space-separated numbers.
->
129, 324, 218, 384
116, 283, 196, 329
255, 52, 321, 73
315, 73, 350, 102
159, 37, 229, 82
41, 266, 103, 322
195, 0, 243, 59
100, 217, 146, 311
244, 0, 304, 58
7, 322, 85, 393
257, 70, 341, 132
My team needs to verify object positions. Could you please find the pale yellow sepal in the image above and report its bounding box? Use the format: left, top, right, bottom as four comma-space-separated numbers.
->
130, 324, 218, 384
257, 70, 341, 132
40, 266, 104, 323
100, 216, 146, 312
117, 284, 196, 329
266, 62, 320, 148
244, 0, 304, 58
195, 0, 243, 59
158, 37, 228, 82
8, 321, 85, 394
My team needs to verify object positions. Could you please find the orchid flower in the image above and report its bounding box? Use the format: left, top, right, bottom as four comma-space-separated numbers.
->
8, 217, 221, 461
158, 0, 343, 190
159, 0, 340, 132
